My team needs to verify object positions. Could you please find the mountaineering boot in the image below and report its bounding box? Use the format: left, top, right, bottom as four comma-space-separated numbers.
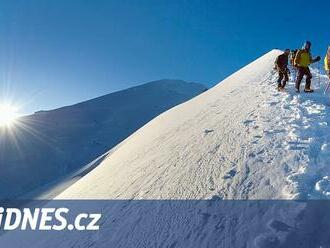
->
304, 89, 314, 93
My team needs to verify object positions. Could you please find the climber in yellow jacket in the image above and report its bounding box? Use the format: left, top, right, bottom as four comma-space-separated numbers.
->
325, 46, 330, 75
294, 41, 320, 93
324, 47, 330, 94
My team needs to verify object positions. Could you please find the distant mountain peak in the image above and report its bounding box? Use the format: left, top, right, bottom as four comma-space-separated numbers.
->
0, 79, 206, 199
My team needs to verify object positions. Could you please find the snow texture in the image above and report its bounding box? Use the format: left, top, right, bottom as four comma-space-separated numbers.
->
0, 80, 207, 199
57, 49, 330, 200
2, 49, 330, 247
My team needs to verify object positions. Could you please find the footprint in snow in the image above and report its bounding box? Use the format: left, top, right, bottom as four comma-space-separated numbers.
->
267, 101, 279, 106
243, 120, 255, 126
257, 149, 265, 155
208, 177, 215, 191
264, 129, 286, 135
248, 152, 256, 158
223, 169, 237, 179
267, 219, 292, 232
204, 129, 214, 135
280, 163, 290, 173
210, 195, 222, 201
287, 143, 308, 151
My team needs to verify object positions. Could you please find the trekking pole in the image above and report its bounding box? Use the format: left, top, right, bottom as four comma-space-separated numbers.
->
324, 68, 330, 95
321, 61, 330, 95
324, 80, 330, 95
318, 61, 321, 89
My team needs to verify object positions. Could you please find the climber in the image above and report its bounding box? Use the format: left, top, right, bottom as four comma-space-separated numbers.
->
324, 46, 330, 94
290, 49, 298, 81
324, 46, 330, 77
294, 41, 321, 93
275, 49, 290, 91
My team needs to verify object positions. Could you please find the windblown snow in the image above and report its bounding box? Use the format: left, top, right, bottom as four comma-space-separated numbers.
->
2, 49, 330, 248
56, 49, 330, 200
0, 80, 206, 199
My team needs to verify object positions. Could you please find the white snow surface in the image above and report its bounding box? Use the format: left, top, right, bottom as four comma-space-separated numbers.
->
3, 49, 330, 248
0, 79, 206, 199
56, 49, 330, 200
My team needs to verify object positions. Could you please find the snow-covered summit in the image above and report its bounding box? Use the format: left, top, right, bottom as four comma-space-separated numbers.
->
0, 79, 206, 199
57, 49, 330, 200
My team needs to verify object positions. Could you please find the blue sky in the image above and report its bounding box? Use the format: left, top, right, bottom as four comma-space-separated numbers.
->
1, 0, 330, 114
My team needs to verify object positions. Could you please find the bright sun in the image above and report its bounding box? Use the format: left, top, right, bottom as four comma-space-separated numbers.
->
0, 104, 19, 127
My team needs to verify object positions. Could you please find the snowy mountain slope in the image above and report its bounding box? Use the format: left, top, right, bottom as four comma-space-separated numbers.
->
3, 50, 330, 248
279, 69, 330, 199
56, 49, 330, 200
0, 79, 207, 199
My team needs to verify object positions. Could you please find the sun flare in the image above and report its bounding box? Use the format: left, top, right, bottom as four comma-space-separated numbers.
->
0, 104, 19, 127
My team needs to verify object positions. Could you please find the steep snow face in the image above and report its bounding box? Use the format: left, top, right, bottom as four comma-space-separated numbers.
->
56, 49, 287, 200
57, 49, 330, 200
0, 80, 206, 199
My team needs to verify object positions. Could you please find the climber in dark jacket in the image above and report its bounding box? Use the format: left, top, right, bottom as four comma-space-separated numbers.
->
275, 49, 290, 90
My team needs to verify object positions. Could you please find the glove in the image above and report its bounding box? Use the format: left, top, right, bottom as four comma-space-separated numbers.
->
313, 56, 321, 62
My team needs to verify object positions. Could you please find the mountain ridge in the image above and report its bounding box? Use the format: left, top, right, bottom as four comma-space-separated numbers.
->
0, 79, 207, 199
